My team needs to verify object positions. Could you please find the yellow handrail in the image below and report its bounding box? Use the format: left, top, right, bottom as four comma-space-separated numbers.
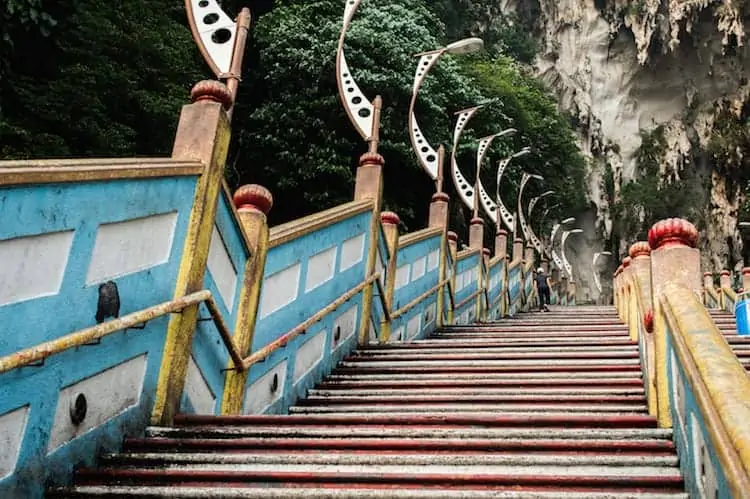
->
391, 278, 450, 320
661, 287, 750, 495
0, 290, 245, 374
243, 273, 381, 368
455, 288, 483, 311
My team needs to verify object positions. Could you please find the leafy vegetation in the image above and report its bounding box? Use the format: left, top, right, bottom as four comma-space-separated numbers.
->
0, 0, 586, 241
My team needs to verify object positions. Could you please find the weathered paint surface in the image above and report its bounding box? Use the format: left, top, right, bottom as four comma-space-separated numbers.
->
0, 176, 197, 498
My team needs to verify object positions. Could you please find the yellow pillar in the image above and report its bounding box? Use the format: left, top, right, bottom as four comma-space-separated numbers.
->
469, 217, 484, 321
629, 241, 656, 416
221, 185, 272, 414
429, 193, 450, 328
447, 231, 458, 324
353, 151, 384, 345
379, 211, 400, 342
151, 80, 233, 425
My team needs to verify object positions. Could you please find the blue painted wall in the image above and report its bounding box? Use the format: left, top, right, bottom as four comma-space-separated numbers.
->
0, 176, 198, 498
665, 326, 731, 498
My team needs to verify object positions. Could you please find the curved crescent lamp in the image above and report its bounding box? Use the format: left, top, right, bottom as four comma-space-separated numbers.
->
409, 38, 484, 179
474, 129, 516, 224
550, 217, 575, 268
517, 173, 544, 253
494, 148, 530, 232
592, 251, 612, 293
185, 0, 241, 76
335, 0, 375, 139
450, 106, 484, 211
528, 190, 554, 219
561, 228, 583, 279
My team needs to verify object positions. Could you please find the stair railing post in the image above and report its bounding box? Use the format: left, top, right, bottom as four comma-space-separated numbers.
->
614, 265, 623, 320
622, 257, 633, 333
648, 218, 701, 429
151, 81, 234, 426
628, 241, 656, 416
743, 268, 750, 293
495, 229, 508, 315
379, 211, 401, 342
447, 231, 458, 324
469, 217, 484, 321
353, 106, 386, 344
703, 271, 713, 306
720, 269, 731, 310
560, 275, 569, 306
429, 193, 450, 328
482, 248, 491, 320
221, 185, 273, 414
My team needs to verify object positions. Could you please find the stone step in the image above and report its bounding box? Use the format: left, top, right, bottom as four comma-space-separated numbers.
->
173, 413, 660, 429
309, 387, 646, 396
146, 426, 671, 441
49, 485, 690, 498
297, 394, 648, 406
358, 344, 638, 353
67, 466, 685, 492
99, 450, 680, 467
288, 404, 649, 414
345, 351, 640, 361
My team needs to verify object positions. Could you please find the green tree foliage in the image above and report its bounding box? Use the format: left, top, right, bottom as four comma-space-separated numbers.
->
0, 0, 586, 244
0, 0, 207, 159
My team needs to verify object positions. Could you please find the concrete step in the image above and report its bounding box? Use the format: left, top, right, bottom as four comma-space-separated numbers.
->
68, 466, 685, 492
308, 387, 646, 396
173, 413, 660, 429
99, 450, 680, 467
358, 344, 638, 353
288, 404, 649, 414
49, 485, 690, 498
297, 394, 648, 406
369, 338, 638, 348
146, 426, 671, 441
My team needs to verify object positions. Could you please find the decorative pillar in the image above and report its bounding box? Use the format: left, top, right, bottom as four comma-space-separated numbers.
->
622, 256, 632, 327
560, 275, 569, 305
222, 184, 273, 414
482, 248, 491, 320
469, 216, 484, 250
628, 241, 655, 416
429, 192, 450, 229
613, 267, 621, 318
720, 269, 731, 289
379, 212, 400, 340
152, 80, 233, 426
495, 229, 508, 259
524, 244, 535, 269
648, 218, 700, 428
354, 151, 385, 344
568, 280, 577, 305
429, 194, 449, 328
447, 231, 458, 324
703, 271, 713, 299
541, 258, 549, 274
743, 268, 750, 292
512, 237, 524, 262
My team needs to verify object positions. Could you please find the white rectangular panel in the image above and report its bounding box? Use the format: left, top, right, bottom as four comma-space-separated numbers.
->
0, 230, 74, 306
47, 354, 147, 453
259, 263, 301, 318
305, 246, 337, 292
86, 212, 177, 285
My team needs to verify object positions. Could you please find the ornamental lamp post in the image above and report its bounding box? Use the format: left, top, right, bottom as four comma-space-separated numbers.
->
408, 37, 484, 190
184, 0, 252, 120
494, 147, 531, 234
561, 228, 584, 279
550, 217, 576, 271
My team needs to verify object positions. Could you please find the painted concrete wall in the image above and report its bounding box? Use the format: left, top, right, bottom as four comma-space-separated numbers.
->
0, 176, 198, 498
453, 252, 481, 324
665, 329, 730, 499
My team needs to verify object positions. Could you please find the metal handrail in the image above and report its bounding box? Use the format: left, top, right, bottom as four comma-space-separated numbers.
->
0, 290, 245, 375
455, 288, 483, 311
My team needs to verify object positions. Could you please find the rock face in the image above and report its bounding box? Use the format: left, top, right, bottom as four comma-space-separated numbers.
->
493, 0, 750, 282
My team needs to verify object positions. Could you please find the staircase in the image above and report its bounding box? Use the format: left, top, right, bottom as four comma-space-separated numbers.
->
51, 306, 687, 498
708, 309, 750, 370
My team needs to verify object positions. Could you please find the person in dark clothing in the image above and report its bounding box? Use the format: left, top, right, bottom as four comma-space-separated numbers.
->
534, 267, 551, 312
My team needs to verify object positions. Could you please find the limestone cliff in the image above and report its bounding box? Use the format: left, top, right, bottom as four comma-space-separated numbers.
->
487, 0, 750, 289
